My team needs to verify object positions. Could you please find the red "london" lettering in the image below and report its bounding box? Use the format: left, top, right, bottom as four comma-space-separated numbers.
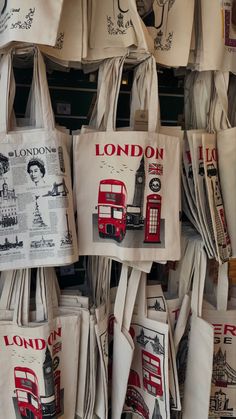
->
95, 144, 164, 160
212, 324, 236, 336
198, 146, 217, 162
3, 327, 62, 350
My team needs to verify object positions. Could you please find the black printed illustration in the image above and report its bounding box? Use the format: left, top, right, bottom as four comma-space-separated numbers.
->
0, 235, 23, 251
136, 0, 176, 50
151, 399, 163, 419
60, 213, 73, 246
136, 328, 165, 355
127, 156, 145, 230
0, 153, 9, 176
95, 156, 164, 246
43, 179, 68, 197
13, 348, 57, 419
0, 179, 18, 228
30, 236, 55, 249
206, 159, 231, 259
212, 348, 236, 388
0, 0, 7, 15
107, 0, 133, 35
147, 297, 165, 311
149, 178, 161, 193
125, 369, 150, 419
54, 32, 65, 50
32, 196, 47, 229
58, 147, 65, 173
27, 159, 46, 187
210, 389, 233, 414
10, 8, 35, 30
142, 349, 163, 397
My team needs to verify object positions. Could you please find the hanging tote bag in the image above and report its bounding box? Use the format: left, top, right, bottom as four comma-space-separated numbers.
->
87, 0, 153, 59
137, 0, 194, 67
39, 0, 83, 65
0, 0, 63, 48
0, 268, 81, 419
203, 263, 236, 417
198, 0, 236, 71
123, 274, 170, 419
0, 47, 78, 270
182, 243, 214, 419
74, 56, 181, 262
111, 266, 142, 419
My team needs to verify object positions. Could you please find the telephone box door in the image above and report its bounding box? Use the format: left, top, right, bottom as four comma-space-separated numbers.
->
144, 194, 161, 243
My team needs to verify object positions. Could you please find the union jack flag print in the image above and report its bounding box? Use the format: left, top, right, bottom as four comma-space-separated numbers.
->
148, 163, 163, 176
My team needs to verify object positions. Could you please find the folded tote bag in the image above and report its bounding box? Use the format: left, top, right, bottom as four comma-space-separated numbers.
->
0, 267, 81, 419
137, 0, 194, 67
0, 0, 63, 48
0, 47, 78, 270
203, 263, 236, 417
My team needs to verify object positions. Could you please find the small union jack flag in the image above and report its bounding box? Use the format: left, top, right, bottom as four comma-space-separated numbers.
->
148, 163, 163, 175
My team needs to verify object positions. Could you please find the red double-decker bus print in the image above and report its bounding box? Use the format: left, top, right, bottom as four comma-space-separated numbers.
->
14, 367, 42, 419
142, 350, 163, 397
97, 179, 127, 242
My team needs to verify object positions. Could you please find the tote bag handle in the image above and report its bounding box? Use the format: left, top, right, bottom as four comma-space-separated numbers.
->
216, 262, 229, 311
91, 56, 127, 131
130, 55, 160, 133
191, 241, 207, 316
0, 47, 55, 133
114, 265, 142, 331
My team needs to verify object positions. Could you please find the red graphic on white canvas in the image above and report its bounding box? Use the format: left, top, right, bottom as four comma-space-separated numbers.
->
144, 194, 162, 243
14, 366, 56, 419
97, 179, 127, 242
125, 369, 150, 419
142, 350, 163, 397
224, 6, 236, 47
148, 163, 163, 176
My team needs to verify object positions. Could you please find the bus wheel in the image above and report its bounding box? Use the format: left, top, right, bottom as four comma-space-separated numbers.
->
99, 232, 105, 238
26, 410, 34, 419
117, 231, 124, 243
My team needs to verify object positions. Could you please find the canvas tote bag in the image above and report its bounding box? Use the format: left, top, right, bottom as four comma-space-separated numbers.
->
0, 0, 63, 48
39, 0, 83, 64
88, 0, 152, 52
137, 0, 194, 67
203, 263, 236, 417
182, 242, 214, 419
0, 268, 81, 419
216, 76, 236, 257
0, 47, 78, 270
111, 265, 142, 419
123, 274, 170, 419
198, 0, 236, 71
74, 56, 181, 262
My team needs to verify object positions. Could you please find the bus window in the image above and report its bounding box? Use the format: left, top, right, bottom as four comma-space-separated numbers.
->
100, 184, 111, 192
17, 390, 28, 403
20, 379, 33, 389
112, 184, 122, 193
113, 208, 123, 220
99, 206, 111, 217
26, 372, 36, 383
15, 370, 26, 379
31, 395, 39, 409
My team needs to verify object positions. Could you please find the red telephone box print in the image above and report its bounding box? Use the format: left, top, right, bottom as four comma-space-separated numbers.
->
144, 194, 161, 243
